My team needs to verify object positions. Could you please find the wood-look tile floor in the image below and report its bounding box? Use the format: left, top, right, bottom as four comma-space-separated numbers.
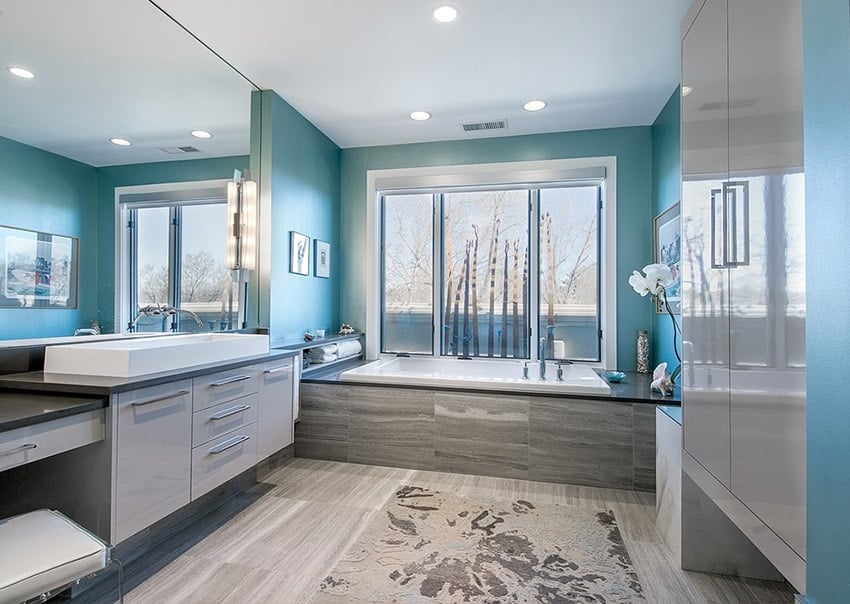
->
87, 458, 795, 603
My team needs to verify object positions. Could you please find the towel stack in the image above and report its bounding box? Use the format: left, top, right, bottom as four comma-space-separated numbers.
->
306, 339, 362, 364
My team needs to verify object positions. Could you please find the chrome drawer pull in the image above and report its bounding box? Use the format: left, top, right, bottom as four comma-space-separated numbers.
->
263, 365, 291, 374
210, 374, 252, 387
208, 434, 250, 454
132, 389, 190, 407
0, 443, 37, 457
209, 404, 251, 420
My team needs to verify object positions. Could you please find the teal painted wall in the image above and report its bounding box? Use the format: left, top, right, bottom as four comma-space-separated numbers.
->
650, 88, 681, 372
803, 2, 850, 601
95, 155, 249, 333
0, 136, 98, 339
256, 90, 340, 345
340, 127, 653, 370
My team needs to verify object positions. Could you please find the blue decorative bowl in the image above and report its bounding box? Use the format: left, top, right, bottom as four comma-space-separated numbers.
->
605, 370, 626, 383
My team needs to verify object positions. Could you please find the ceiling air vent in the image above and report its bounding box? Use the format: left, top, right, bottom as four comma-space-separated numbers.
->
159, 145, 201, 155
462, 119, 508, 132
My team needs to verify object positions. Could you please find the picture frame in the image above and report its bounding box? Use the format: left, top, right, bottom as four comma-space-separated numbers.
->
290, 231, 310, 276
314, 239, 330, 278
0, 224, 79, 309
653, 202, 681, 314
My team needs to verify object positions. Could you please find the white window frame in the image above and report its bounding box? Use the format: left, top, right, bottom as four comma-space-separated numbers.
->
365, 157, 617, 368
114, 179, 232, 333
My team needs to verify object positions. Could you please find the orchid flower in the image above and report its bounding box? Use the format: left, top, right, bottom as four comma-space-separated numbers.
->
629, 263, 682, 390
628, 263, 674, 297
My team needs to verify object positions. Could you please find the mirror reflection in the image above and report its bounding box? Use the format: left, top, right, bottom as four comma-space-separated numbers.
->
0, 0, 257, 341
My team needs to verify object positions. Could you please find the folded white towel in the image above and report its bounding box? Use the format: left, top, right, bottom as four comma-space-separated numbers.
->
307, 344, 338, 362
336, 339, 362, 359
308, 353, 338, 364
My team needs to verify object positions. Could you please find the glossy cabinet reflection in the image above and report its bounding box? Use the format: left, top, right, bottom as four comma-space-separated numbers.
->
681, 0, 731, 488
681, 0, 806, 583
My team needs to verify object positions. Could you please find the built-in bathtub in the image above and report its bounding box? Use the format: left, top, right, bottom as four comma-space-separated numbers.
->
339, 356, 611, 395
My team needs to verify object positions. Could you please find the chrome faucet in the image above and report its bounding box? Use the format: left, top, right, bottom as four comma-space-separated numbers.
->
130, 304, 204, 332
73, 328, 99, 336
539, 337, 547, 380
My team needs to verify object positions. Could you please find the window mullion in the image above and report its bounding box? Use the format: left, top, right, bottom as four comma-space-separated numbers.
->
529, 189, 541, 362
128, 208, 138, 331
432, 193, 442, 357
169, 207, 181, 331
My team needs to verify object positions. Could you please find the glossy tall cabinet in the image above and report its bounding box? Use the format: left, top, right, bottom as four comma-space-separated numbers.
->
681, 0, 806, 589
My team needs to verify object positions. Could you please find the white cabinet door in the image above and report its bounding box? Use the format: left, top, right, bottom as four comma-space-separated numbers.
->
114, 379, 192, 543
257, 358, 295, 460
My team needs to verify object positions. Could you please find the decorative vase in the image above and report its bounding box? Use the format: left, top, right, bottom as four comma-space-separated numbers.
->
637, 329, 650, 374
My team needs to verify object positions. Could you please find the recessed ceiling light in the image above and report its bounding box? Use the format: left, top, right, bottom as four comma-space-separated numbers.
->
410, 110, 432, 121
109, 137, 132, 147
681, 85, 693, 97
8, 66, 34, 79
191, 129, 213, 139
523, 99, 547, 112
433, 5, 458, 23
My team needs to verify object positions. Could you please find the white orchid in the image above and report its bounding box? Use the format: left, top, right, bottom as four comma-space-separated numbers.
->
628, 263, 674, 298
630, 262, 682, 391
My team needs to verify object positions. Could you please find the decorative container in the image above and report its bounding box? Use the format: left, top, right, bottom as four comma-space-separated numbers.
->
637, 329, 650, 374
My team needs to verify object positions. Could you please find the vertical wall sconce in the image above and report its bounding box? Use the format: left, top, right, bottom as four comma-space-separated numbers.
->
226, 178, 257, 270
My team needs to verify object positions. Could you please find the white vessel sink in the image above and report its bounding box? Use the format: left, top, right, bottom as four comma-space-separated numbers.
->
43, 333, 270, 378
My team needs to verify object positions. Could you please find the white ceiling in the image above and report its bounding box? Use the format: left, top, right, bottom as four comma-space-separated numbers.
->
155, 0, 691, 149
0, 0, 254, 167
1, 1, 690, 166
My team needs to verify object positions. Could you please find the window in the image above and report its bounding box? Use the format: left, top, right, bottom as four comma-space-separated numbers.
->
373, 159, 613, 364
117, 180, 239, 333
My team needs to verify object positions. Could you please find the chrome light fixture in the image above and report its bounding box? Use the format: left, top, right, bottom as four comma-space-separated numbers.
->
226, 177, 257, 270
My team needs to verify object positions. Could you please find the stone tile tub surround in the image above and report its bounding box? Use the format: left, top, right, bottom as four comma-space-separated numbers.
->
296, 382, 661, 491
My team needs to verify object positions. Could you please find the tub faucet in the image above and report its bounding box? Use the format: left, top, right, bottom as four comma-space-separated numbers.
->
73, 328, 98, 336
539, 337, 547, 380
130, 304, 204, 332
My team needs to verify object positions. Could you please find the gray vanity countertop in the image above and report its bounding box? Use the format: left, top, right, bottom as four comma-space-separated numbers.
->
0, 349, 299, 397
303, 360, 681, 405
0, 391, 106, 433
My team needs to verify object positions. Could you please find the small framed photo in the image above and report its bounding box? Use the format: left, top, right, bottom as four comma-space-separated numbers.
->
653, 202, 681, 313
314, 239, 330, 278
290, 231, 310, 276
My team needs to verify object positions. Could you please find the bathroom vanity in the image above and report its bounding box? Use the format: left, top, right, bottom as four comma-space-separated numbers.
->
0, 336, 298, 547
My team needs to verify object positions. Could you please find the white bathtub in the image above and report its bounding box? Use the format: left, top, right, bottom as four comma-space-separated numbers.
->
339, 356, 611, 395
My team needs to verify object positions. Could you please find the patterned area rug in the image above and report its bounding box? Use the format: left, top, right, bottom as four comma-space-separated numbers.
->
310, 485, 644, 603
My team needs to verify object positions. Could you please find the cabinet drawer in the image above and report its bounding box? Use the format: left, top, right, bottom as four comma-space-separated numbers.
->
191, 422, 257, 500
0, 410, 105, 472
193, 365, 259, 412
192, 393, 258, 447
258, 359, 295, 460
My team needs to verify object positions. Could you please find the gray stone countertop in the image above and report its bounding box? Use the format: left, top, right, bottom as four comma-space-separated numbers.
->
0, 391, 106, 433
302, 359, 681, 405
0, 349, 299, 398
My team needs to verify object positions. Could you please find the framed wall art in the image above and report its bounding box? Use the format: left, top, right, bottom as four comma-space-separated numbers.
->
653, 202, 681, 313
0, 225, 79, 308
314, 239, 330, 278
290, 231, 310, 275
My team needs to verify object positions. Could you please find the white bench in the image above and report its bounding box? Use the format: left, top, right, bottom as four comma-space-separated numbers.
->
0, 509, 112, 604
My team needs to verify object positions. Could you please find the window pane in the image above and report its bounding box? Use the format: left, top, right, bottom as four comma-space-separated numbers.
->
382, 194, 433, 353
443, 190, 529, 358
180, 204, 234, 332
539, 186, 599, 361
134, 206, 171, 332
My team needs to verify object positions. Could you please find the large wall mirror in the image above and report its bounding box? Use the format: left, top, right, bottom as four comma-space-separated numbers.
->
0, 0, 258, 341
